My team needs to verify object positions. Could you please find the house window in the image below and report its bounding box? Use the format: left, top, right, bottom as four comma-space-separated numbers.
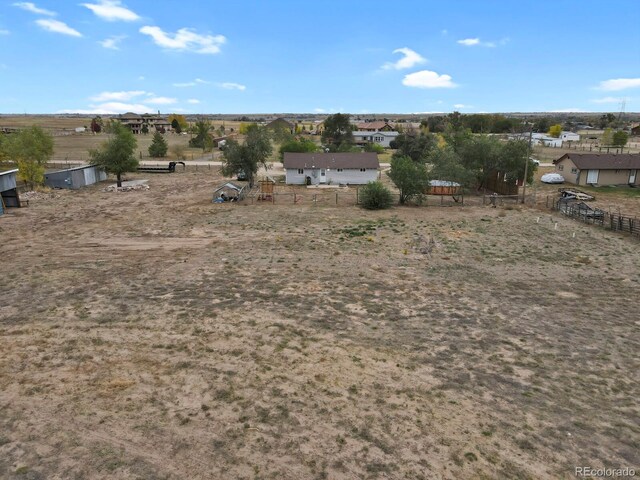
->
360, 168, 366, 172
571, 168, 578, 174
337, 168, 343, 172
558, 165, 564, 171
297, 169, 304, 174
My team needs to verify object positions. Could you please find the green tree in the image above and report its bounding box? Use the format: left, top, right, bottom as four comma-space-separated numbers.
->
89, 123, 138, 187
428, 147, 477, 190
189, 120, 212, 151
388, 155, 430, 204
612, 130, 628, 147
391, 131, 437, 162
321, 113, 354, 151
498, 139, 533, 184
602, 128, 614, 146
363, 142, 385, 154
548, 124, 562, 138
359, 181, 393, 210
141, 124, 149, 135
148, 131, 168, 157
171, 118, 182, 134
4, 126, 54, 189
168, 114, 188, 132
220, 125, 272, 187
278, 137, 318, 160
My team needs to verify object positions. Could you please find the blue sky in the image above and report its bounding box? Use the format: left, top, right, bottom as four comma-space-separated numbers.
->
1, 0, 639, 115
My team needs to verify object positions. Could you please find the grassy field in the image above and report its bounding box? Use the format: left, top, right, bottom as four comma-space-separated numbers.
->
0, 170, 638, 479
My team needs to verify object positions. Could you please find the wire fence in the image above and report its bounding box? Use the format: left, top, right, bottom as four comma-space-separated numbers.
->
550, 197, 640, 238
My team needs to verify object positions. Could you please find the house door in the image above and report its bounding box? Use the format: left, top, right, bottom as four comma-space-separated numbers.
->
320, 169, 326, 183
586, 169, 599, 184
629, 170, 637, 184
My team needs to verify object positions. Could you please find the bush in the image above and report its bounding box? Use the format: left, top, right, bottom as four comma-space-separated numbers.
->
359, 181, 393, 210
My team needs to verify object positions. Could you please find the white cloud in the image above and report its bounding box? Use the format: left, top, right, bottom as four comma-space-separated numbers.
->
402, 70, 456, 89
35, 19, 82, 37
58, 102, 152, 114
441, 29, 448, 35
457, 37, 498, 47
147, 96, 177, 105
597, 78, 640, 91
382, 47, 427, 70
219, 82, 246, 91
172, 78, 209, 87
187, 99, 200, 104
453, 103, 473, 109
90, 90, 146, 101
590, 96, 627, 104
138, 75, 145, 80
80, 0, 139, 22
99, 34, 126, 50
140, 26, 226, 54
457, 38, 479, 46
13, 2, 56, 16
0, 29, 10, 35
314, 108, 326, 113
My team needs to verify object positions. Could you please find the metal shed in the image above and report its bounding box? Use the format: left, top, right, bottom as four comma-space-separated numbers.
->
0, 169, 21, 215
44, 165, 107, 190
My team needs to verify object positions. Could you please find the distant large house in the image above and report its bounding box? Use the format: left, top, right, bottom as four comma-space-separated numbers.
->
512, 131, 579, 147
283, 152, 379, 185
119, 112, 172, 134
554, 153, 640, 186
352, 130, 399, 148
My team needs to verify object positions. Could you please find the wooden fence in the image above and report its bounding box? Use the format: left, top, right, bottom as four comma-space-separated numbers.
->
551, 198, 640, 239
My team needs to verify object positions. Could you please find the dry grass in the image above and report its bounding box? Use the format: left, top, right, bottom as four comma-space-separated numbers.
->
0, 170, 638, 479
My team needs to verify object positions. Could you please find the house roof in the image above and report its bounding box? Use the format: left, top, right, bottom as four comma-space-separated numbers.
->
352, 131, 399, 137
356, 121, 394, 131
0, 169, 19, 177
283, 152, 379, 170
554, 153, 640, 169
266, 118, 294, 129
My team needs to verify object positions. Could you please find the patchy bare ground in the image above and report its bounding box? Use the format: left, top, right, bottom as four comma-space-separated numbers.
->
1, 171, 638, 479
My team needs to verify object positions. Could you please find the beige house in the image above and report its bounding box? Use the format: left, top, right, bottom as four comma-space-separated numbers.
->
554, 153, 640, 186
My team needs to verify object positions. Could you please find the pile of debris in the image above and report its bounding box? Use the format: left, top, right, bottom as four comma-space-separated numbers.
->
20, 190, 61, 201
411, 234, 438, 255
104, 184, 150, 192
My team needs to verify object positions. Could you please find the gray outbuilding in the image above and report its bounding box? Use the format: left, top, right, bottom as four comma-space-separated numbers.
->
44, 165, 107, 190
0, 169, 21, 215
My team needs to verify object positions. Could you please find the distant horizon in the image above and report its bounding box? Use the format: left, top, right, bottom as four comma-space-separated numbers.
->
1, 1, 639, 115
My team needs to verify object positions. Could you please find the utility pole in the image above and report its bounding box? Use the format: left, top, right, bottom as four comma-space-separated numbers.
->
521, 124, 533, 204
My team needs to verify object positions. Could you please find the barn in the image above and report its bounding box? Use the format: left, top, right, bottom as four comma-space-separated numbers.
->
283, 152, 379, 185
0, 169, 21, 215
44, 165, 107, 190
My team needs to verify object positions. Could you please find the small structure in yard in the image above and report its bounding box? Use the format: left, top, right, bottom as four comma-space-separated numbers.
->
427, 180, 461, 196
44, 165, 107, 190
553, 153, 640, 186
212, 182, 248, 203
259, 177, 275, 201
283, 152, 379, 185
0, 169, 21, 215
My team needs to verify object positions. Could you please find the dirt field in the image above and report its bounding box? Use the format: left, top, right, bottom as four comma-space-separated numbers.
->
1, 171, 639, 479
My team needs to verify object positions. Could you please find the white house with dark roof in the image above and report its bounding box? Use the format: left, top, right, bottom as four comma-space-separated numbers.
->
352, 130, 399, 148
283, 152, 379, 185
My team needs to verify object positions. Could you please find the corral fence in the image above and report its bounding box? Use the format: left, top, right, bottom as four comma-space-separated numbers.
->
549, 197, 640, 239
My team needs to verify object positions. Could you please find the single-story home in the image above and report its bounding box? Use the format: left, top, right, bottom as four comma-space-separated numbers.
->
44, 165, 107, 190
553, 153, 640, 186
631, 124, 640, 136
283, 152, 379, 185
0, 169, 21, 215
266, 118, 294, 134
560, 131, 580, 142
352, 130, 399, 148
532, 133, 562, 147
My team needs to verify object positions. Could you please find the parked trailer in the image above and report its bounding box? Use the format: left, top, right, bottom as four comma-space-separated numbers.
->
137, 161, 185, 173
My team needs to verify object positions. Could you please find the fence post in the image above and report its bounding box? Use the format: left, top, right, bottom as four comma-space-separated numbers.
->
356, 188, 359, 204
313, 194, 317, 205
294, 193, 296, 204
335, 193, 338, 205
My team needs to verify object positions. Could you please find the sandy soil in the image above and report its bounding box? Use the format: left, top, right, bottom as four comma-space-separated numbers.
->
0, 171, 638, 479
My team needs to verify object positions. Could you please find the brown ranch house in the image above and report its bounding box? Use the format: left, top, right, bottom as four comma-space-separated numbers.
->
553, 153, 640, 186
